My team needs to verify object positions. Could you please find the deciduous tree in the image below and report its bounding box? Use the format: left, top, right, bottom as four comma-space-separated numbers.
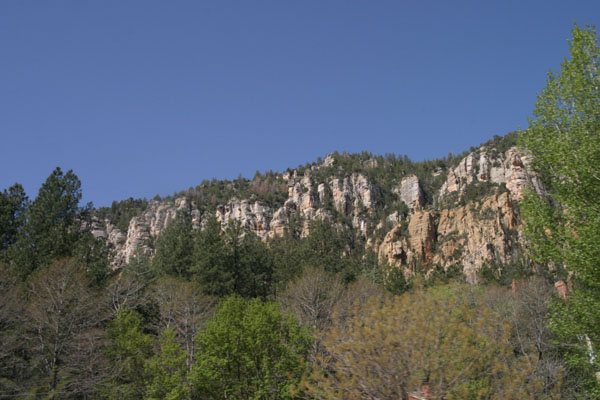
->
519, 24, 600, 395
24, 258, 107, 398
189, 296, 312, 399
150, 277, 215, 369
303, 283, 561, 399
144, 328, 190, 400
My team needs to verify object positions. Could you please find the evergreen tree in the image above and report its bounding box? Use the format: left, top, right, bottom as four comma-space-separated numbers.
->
193, 218, 275, 298
10, 167, 87, 278
0, 183, 28, 255
192, 216, 232, 296
152, 211, 194, 279
73, 230, 112, 285
299, 220, 359, 280
519, 24, 600, 395
236, 230, 275, 299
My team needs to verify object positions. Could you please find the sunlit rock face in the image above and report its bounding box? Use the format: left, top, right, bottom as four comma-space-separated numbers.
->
378, 191, 520, 283
394, 174, 424, 210
95, 144, 543, 280
439, 147, 543, 201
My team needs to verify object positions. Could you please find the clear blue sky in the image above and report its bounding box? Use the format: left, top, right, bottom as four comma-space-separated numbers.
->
2, 1, 599, 207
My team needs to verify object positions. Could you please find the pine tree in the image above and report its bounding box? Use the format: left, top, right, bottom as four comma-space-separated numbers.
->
10, 168, 86, 278
152, 211, 194, 279
192, 216, 232, 296
0, 183, 28, 254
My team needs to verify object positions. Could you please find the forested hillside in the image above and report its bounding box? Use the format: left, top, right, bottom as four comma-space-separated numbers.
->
0, 24, 599, 399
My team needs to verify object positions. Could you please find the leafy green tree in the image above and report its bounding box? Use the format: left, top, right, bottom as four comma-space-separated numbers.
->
152, 211, 194, 279
144, 328, 190, 400
101, 309, 154, 400
519, 24, 600, 395
189, 296, 312, 400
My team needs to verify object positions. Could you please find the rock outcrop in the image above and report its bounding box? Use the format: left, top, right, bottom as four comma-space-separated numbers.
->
439, 147, 543, 201
394, 174, 424, 210
379, 191, 520, 283
94, 142, 542, 281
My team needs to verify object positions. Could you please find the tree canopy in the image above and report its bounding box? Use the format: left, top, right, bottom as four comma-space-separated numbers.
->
520, 23, 600, 396
189, 295, 312, 399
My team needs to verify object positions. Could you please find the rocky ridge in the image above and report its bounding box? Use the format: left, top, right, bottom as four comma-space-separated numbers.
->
93, 141, 543, 281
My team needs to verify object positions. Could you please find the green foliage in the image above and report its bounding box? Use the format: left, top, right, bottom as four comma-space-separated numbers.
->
462, 181, 495, 204
73, 230, 112, 285
171, 171, 288, 214
484, 131, 519, 158
383, 264, 411, 295
0, 183, 28, 254
425, 264, 464, 286
7, 167, 106, 280
0, 262, 23, 397
519, 24, 600, 395
96, 197, 149, 233
190, 296, 312, 400
101, 309, 154, 399
479, 260, 533, 287
299, 220, 349, 275
144, 328, 190, 400
235, 229, 275, 299
295, 220, 370, 282
152, 211, 195, 279
192, 215, 232, 296
269, 230, 306, 293
192, 218, 275, 298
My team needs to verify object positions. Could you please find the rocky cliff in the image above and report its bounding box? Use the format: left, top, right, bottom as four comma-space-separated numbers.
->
93, 135, 543, 281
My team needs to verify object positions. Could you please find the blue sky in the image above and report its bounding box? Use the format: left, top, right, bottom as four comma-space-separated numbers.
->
2, 1, 599, 207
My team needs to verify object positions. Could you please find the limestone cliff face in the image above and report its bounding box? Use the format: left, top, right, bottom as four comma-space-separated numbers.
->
379, 191, 520, 283
95, 142, 541, 281
216, 199, 272, 239
94, 197, 201, 267
439, 147, 543, 201
96, 165, 380, 267
394, 174, 424, 210
377, 146, 542, 282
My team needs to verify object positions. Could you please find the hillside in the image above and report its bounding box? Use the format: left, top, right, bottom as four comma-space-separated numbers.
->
92, 132, 543, 283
